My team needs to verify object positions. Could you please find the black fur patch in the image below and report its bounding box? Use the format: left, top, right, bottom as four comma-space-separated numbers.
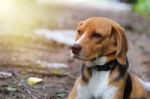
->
81, 63, 92, 83
123, 74, 132, 99
115, 58, 129, 81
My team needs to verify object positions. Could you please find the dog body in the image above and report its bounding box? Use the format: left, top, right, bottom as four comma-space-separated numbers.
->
68, 17, 150, 99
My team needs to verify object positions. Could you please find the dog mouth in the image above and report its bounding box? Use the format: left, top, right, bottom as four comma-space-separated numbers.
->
72, 54, 95, 61
71, 51, 98, 61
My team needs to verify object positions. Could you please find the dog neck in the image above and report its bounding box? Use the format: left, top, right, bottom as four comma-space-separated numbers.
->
83, 56, 119, 71
81, 56, 119, 83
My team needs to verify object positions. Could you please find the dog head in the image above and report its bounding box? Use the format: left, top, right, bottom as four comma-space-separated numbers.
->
71, 17, 128, 65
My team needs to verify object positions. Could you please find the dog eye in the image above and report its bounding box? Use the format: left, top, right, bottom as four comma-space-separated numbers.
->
92, 32, 102, 38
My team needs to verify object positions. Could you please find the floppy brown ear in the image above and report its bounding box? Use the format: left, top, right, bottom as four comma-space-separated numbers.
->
112, 24, 128, 65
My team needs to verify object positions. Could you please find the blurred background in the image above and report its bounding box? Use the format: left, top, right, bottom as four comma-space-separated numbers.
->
0, 0, 150, 98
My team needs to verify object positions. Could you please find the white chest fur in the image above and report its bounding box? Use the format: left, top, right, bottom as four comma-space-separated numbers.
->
76, 70, 117, 99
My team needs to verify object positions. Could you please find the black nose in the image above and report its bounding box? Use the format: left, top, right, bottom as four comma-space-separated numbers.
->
71, 44, 82, 55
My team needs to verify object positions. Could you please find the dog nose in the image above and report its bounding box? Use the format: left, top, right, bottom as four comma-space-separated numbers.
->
71, 44, 82, 54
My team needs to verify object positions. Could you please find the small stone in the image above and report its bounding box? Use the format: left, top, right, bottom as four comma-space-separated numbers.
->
0, 72, 12, 79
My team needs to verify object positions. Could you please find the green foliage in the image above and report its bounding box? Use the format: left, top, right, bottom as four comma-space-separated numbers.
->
134, 0, 150, 14
56, 91, 67, 99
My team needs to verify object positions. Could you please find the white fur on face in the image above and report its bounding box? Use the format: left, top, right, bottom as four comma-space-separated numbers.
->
71, 33, 86, 58
93, 56, 107, 65
75, 33, 86, 44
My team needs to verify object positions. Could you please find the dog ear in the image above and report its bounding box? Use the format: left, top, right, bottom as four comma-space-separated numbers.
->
112, 24, 128, 65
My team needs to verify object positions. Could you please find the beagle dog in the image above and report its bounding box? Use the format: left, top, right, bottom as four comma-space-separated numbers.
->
68, 17, 150, 99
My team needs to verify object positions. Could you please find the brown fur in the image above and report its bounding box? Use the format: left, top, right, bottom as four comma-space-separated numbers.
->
68, 17, 148, 99
130, 74, 147, 98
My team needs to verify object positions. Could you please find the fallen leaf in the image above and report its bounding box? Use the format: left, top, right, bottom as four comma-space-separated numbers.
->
27, 77, 43, 86
51, 69, 69, 76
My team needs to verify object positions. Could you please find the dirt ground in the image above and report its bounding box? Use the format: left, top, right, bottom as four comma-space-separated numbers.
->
0, 2, 150, 99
